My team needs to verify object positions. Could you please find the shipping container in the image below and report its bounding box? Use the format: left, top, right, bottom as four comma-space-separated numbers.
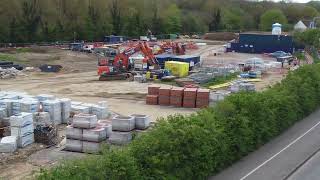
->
228, 33, 294, 53
155, 54, 173, 68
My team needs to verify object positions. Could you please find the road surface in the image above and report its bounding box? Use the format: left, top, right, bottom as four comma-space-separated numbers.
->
210, 109, 320, 180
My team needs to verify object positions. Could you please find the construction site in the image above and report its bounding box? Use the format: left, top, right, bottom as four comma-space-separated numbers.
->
0, 30, 304, 179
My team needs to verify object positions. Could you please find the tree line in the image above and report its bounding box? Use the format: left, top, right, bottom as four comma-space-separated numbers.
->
1, 0, 320, 43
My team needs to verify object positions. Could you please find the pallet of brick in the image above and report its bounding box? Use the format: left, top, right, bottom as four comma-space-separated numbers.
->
82, 127, 107, 142
109, 131, 132, 145
112, 116, 135, 132
97, 120, 112, 138
60, 98, 71, 124
159, 87, 171, 106
148, 85, 161, 95
0, 136, 17, 153
170, 87, 184, 107
66, 125, 83, 140
146, 95, 158, 105
196, 89, 210, 108
73, 114, 97, 129
183, 88, 197, 108
43, 100, 62, 125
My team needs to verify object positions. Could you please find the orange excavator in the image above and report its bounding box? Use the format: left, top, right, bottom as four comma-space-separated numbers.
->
97, 42, 158, 81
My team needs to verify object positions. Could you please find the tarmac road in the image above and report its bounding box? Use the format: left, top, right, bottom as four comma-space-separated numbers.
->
210, 109, 320, 180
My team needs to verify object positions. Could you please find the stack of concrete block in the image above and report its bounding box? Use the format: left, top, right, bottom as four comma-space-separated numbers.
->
97, 120, 112, 138
10, 112, 34, 148
130, 114, 150, 130
60, 98, 71, 124
66, 114, 107, 153
109, 116, 135, 145
0, 136, 17, 153
43, 100, 62, 125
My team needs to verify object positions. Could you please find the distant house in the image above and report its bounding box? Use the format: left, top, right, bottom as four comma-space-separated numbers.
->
294, 21, 307, 32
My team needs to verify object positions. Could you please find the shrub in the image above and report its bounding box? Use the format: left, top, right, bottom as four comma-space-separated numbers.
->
39, 64, 320, 179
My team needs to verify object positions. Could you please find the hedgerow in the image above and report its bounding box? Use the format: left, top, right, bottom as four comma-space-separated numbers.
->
38, 64, 320, 180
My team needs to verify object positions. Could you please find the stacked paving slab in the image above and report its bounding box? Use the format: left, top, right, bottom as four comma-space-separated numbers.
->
109, 114, 150, 145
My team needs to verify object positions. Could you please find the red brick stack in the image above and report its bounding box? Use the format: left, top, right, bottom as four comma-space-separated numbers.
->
170, 87, 184, 107
146, 85, 210, 109
146, 85, 160, 105
196, 89, 210, 108
159, 87, 171, 106
183, 88, 197, 108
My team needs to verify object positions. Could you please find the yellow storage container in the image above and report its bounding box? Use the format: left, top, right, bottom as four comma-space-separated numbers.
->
165, 61, 189, 77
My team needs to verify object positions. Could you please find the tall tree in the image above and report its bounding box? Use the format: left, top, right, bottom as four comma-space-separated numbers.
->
260, 9, 287, 31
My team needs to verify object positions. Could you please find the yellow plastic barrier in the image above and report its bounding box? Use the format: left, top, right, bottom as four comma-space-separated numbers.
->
165, 61, 189, 78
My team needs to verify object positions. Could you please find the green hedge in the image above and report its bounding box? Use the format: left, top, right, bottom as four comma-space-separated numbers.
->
38, 64, 320, 180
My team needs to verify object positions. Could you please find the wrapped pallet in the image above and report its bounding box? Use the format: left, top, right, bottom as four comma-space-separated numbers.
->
36, 94, 55, 102
11, 123, 34, 137
11, 100, 21, 115
82, 127, 107, 142
21, 100, 39, 113
10, 112, 33, 127
0, 107, 7, 118
91, 105, 109, 119
71, 105, 90, 114
73, 114, 97, 129
0, 136, 17, 153
17, 133, 34, 148
43, 100, 62, 125
60, 98, 71, 124
0, 99, 13, 116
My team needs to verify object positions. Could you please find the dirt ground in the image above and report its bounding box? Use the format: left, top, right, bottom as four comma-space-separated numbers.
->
0, 44, 287, 179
